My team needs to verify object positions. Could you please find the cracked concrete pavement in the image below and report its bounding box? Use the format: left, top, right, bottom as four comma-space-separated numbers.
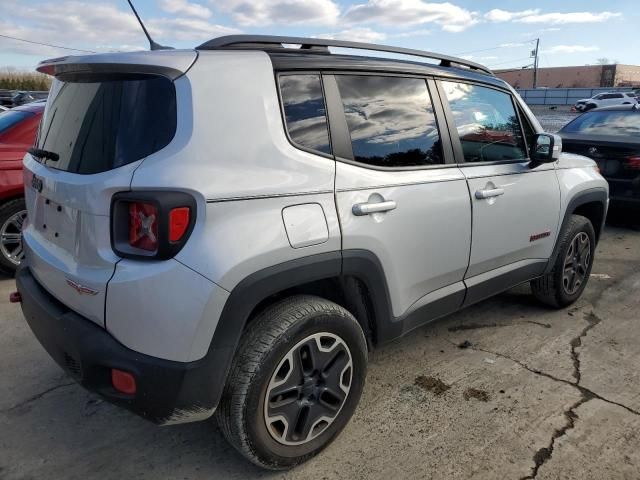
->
1, 221, 639, 479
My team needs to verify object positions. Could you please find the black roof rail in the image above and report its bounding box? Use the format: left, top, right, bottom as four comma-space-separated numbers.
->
197, 35, 494, 76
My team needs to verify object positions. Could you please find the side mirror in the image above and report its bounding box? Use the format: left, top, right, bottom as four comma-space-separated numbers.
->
531, 133, 562, 163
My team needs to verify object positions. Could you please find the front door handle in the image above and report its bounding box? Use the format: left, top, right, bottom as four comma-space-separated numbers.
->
475, 188, 504, 199
352, 200, 397, 216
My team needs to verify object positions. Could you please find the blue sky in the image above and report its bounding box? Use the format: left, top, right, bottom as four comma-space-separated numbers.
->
1, 0, 638, 71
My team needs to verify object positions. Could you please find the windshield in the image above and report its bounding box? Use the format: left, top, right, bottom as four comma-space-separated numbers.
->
561, 111, 640, 137
0, 110, 31, 134
36, 74, 176, 174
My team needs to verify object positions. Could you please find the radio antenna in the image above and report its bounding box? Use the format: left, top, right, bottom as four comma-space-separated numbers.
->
126, 0, 173, 51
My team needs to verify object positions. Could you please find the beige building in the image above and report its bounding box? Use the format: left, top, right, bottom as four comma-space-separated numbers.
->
496, 64, 640, 89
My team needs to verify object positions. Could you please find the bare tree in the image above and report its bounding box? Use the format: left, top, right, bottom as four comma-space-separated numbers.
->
596, 58, 619, 65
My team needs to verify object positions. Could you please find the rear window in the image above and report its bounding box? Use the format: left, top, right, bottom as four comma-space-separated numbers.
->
36, 74, 176, 174
561, 111, 640, 137
0, 110, 32, 134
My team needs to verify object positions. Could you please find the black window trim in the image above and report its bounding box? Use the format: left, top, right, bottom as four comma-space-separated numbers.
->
435, 77, 532, 167
321, 70, 458, 172
275, 71, 335, 161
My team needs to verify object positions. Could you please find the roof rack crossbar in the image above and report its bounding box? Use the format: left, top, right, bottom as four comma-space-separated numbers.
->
197, 35, 493, 76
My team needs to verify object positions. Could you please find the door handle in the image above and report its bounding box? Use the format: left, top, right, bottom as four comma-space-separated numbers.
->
475, 188, 504, 199
352, 200, 397, 216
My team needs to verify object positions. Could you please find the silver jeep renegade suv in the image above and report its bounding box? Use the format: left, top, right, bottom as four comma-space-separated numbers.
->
17, 35, 608, 469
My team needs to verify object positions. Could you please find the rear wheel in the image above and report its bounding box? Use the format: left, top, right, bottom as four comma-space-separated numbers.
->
531, 215, 595, 308
0, 198, 27, 275
216, 295, 367, 470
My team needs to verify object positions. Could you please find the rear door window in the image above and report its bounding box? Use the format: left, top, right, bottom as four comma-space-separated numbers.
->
334, 75, 444, 167
36, 74, 176, 174
278, 74, 331, 155
441, 81, 527, 163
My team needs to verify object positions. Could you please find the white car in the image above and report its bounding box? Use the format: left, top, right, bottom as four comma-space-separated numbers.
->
575, 91, 637, 111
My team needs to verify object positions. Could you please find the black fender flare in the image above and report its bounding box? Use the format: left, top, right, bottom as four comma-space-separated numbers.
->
188, 249, 394, 412
544, 187, 608, 274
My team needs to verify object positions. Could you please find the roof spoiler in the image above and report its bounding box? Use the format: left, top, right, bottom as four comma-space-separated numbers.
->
197, 35, 493, 76
36, 50, 197, 79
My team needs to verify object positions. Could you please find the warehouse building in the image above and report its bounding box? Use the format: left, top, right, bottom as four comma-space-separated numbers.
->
496, 64, 640, 89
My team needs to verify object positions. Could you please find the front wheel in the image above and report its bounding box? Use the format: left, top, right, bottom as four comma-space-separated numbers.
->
531, 215, 595, 308
0, 198, 27, 275
216, 295, 368, 470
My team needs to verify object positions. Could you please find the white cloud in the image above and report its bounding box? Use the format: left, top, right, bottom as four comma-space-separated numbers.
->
0, 0, 240, 59
316, 27, 387, 43
517, 11, 621, 24
148, 18, 239, 42
499, 42, 529, 48
484, 9, 539, 22
545, 45, 599, 54
344, 0, 478, 32
216, 0, 340, 26
160, 0, 212, 19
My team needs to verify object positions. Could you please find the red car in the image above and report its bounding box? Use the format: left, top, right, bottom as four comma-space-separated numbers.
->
0, 102, 44, 274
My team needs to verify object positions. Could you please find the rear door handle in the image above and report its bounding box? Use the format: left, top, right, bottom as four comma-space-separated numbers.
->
352, 200, 397, 216
475, 188, 504, 199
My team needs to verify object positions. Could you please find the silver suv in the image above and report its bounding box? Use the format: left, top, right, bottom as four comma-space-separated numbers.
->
16, 36, 608, 470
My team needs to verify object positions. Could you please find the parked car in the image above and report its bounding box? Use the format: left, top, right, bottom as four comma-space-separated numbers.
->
574, 91, 637, 111
559, 104, 640, 206
15, 35, 608, 470
0, 102, 44, 273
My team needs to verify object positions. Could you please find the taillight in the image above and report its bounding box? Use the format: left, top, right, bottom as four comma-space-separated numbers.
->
169, 207, 190, 242
129, 202, 158, 251
626, 156, 640, 169
111, 191, 196, 260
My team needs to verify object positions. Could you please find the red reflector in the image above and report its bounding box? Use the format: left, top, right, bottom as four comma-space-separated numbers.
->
111, 369, 136, 395
9, 291, 21, 303
169, 207, 190, 242
129, 202, 158, 251
627, 156, 640, 169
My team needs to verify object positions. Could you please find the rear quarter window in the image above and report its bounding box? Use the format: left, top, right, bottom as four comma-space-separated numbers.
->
278, 74, 331, 155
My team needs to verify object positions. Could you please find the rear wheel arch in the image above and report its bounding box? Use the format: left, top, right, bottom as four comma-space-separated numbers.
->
204, 250, 393, 411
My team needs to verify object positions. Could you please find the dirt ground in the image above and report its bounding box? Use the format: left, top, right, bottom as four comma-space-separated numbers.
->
1, 210, 639, 480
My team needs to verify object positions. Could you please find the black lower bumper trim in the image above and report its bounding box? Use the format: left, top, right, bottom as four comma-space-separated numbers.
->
16, 267, 220, 424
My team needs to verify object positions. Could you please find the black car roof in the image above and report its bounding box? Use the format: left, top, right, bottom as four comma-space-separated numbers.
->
268, 52, 508, 89
197, 34, 508, 89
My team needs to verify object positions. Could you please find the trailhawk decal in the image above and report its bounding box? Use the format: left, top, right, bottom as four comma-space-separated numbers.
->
530, 231, 551, 242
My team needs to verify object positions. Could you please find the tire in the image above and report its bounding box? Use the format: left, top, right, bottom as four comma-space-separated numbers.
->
0, 198, 27, 276
216, 295, 368, 470
584, 103, 597, 111
531, 215, 595, 308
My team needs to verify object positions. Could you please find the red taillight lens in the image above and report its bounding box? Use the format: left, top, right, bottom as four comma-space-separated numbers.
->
129, 202, 158, 251
169, 207, 190, 242
626, 156, 640, 169
111, 369, 136, 395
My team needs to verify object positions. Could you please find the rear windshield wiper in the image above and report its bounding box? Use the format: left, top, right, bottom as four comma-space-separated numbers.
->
28, 147, 59, 162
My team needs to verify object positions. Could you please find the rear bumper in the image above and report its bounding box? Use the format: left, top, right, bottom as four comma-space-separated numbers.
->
16, 266, 222, 425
